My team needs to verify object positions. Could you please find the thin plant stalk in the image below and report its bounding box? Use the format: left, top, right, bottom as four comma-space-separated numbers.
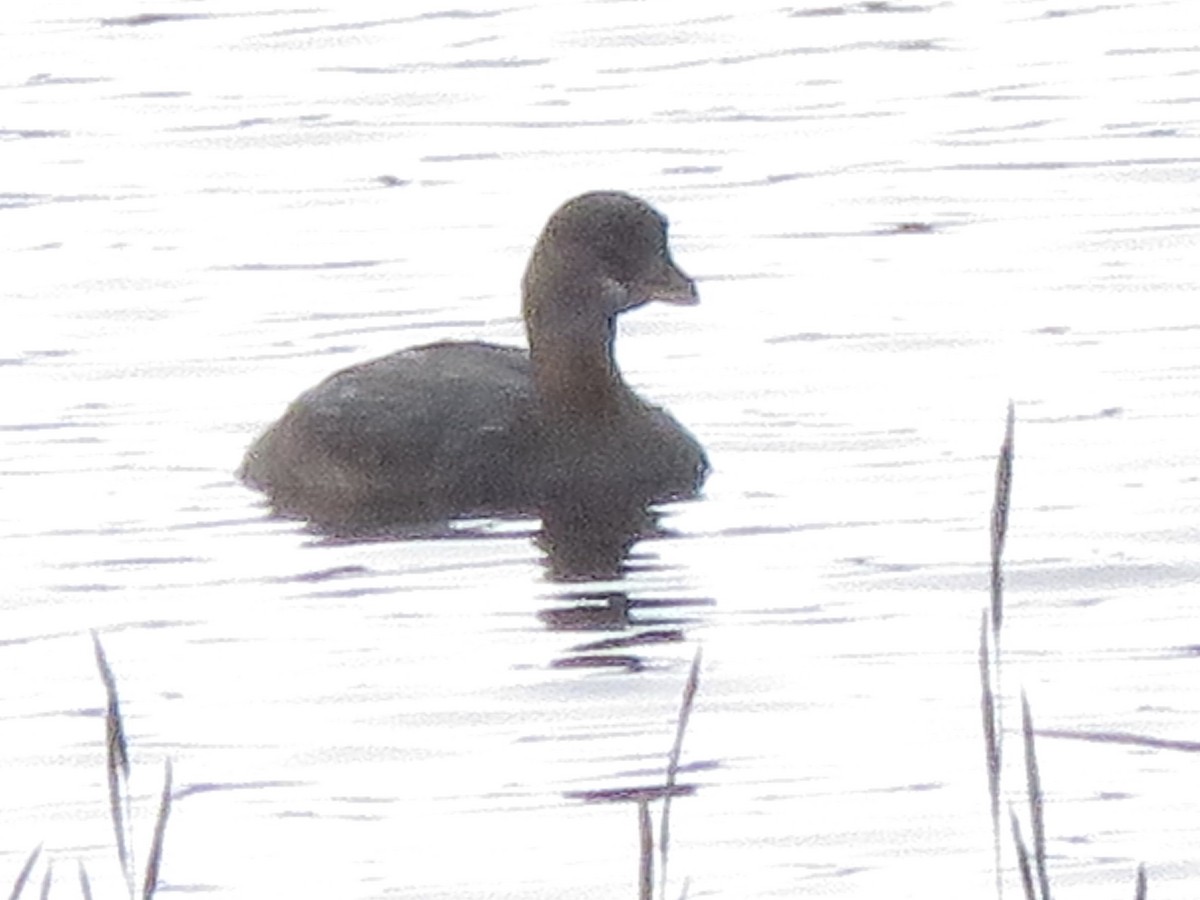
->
141, 759, 173, 900
77, 861, 94, 900
1009, 812, 1036, 900
981, 611, 1002, 900
980, 404, 1151, 900
638, 799, 653, 900
7, 845, 41, 900
1021, 693, 1051, 900
36, 863, 51, 900
983, 403, 1015, 900
658, 648, 701, 900
991, 402, 1015, 636
92, 631, 135, 900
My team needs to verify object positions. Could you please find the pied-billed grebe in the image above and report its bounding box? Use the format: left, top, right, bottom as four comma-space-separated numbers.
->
239, 191, 708, 534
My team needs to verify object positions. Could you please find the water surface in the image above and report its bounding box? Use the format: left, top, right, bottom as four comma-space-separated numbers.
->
3, 1, 1199, 898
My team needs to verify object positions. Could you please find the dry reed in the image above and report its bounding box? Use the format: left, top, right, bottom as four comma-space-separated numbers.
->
5, 636, 172, 900
139, 758, 172, 900
980, 404, 1147, 899
91, 632, 172, 900
92, 633, 133, 895
982, 401, 1015, 897
657, 648, 702, 900
77, 860, 93, 900
36, 863, 51, 900
638, 800, 653, 900
1020, 692, 1050, 900
6, 847, 41, 900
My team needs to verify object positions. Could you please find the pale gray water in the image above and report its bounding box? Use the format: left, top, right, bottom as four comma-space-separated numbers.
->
3, 1, 1200, 898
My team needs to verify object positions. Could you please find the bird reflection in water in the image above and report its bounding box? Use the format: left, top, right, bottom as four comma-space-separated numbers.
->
537, 523, 715, 672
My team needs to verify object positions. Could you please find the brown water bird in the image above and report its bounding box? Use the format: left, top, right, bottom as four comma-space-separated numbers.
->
239, 191, 708, 539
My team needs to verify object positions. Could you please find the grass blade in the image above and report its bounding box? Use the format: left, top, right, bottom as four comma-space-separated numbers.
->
77, 861, 94, 900
36, 862, 52, 900
92, 633, 130, 778
8, 845, 41, 900
658, 648, 701, 900
92, 631, 134, 899
638, 799, 653, 900
1021, 692, 1051, 900
984, 404, 1014, 900
141, 759, 173, 900
990, 401, 1015, 635
980, 611, 1002, 900
1009, 810, 1037, 900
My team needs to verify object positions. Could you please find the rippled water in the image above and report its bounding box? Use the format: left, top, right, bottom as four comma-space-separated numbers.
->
4, 1, 1200, 898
